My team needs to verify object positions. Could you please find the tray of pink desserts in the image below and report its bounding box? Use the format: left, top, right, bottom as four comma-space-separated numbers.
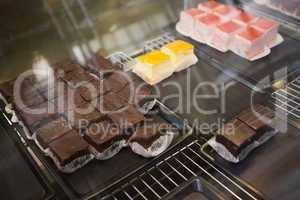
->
176, 0, 284, 61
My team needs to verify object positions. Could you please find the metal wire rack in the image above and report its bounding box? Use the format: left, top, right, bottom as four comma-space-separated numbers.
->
103, 140, 262, 200
107, 32, 176, 72
144, 33, 175, 52
107, 51, 137, 72
271, 76, 300, 119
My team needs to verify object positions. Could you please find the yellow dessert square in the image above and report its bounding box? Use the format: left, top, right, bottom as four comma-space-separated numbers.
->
163, 40, 194, 55
161, 40, 198, 72
133, 50, 174, 85
137, 50, 170, 65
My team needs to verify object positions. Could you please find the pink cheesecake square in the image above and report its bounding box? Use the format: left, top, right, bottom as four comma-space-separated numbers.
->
238, 27, 263, 41
185, 8, 205, 17
210, 21, 242, 52
219, 21, 242, 33
198, 13, 222, 25
230, 26, 266, 59
214, 5, 241, 20
179, 8, 206, 37
252, 17, 279, 46
233, 12, 257, 26
194, 13, 222, 43
198, 1, 223, 12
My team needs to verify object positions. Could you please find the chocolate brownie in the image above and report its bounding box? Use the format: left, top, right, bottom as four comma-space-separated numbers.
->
237, 105, 274, 136
67, 107, 103, 129
103, 72, 129, 93
19, 92, 45, 108
36, 116, 72, 149
129, 123, 164, 149
86, 54, 116, 75
40, 80, 67, 100
13, 78, 46, 109
60, 68, 93, 88
216, 119, 256, 157
117, 81, 152, 104
53, 60, 85, 75
49, 129, 89, 166
15, 101, 59, 131
51, 89, 86, 113
79, 78, 110, 102
14, 88, 46, 108
93, 92, 127, 113
84, 119, 122, 152
108, 105, 144, 130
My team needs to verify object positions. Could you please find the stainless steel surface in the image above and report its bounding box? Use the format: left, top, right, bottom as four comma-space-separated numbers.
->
104, 139, 263, 200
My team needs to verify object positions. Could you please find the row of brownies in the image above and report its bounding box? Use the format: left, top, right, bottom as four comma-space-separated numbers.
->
177, 0, 283, 60
210, 104, 276, 162
0, 54, 174, 173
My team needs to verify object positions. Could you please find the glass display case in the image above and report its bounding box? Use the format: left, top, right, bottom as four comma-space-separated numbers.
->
0, 1, 300, 200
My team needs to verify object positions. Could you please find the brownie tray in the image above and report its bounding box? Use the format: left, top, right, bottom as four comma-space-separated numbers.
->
0, 98, 192, 200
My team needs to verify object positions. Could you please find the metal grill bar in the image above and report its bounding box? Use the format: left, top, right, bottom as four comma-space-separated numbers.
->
173, 157, 197, 177
271, 90, 299, 107
189, 141, 259, 200
132, 185, 148, 200
272, 76, 300, 119
144, 33, 175, 52
291, 81, 300, 89
165, 161, 188, 181
103, 139, 260, 200
147, 172, 170, 193
123, 191, 134, 200
107, 51, 136, 71
185, 147, 243, 200
276, 89, 300, 103
112, 195, 118, 200
273, 102, 299, 118
2, 112, 12, 125
140, 178, 161, 199
272, 94, 297, 112
155, 167, 179, 187
287, 84, 300, 95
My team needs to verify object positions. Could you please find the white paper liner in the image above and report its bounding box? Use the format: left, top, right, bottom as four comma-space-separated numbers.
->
129, 131, 175, 158
8, 106, 34, 140
31, 133, 50, 153
207, 130, 278, 163
176, 20, 284, 61
89, 140, 125, 160
47, 150, 94, 173
269, 34, 284, 49
206, 40, 229, 53
248, 46, 271, 61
